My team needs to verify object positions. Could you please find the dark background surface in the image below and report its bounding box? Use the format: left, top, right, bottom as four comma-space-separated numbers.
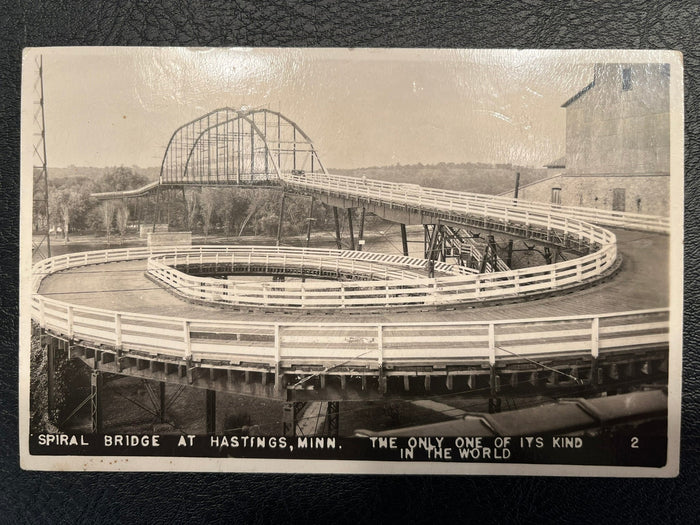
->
1, 1, 697, 522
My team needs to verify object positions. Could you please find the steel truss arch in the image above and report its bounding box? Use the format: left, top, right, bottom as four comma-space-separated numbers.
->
159, 108, 327, 185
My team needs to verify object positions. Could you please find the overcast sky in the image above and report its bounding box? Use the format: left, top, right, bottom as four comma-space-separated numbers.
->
23, 48, 667, 170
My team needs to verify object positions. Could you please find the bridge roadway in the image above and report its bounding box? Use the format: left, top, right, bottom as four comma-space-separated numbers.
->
38, 228, 667, 324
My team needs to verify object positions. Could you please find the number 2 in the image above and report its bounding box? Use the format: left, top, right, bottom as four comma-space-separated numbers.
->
631, 437, 639, 449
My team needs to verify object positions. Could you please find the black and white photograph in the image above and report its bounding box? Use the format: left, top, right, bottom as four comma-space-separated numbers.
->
19, 47, 683, 475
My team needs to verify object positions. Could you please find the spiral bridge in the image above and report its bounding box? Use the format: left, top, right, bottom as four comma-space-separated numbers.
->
36, 109, 671, 434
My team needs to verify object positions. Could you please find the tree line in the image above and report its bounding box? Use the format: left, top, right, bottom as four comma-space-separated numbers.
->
35, 162, 549, 243
34, 166, 340, 243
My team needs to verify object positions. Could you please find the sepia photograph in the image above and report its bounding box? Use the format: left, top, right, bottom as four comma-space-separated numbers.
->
19, 47, 683, 475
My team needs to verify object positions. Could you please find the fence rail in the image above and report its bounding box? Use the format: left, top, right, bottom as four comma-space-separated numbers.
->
282, 171, 670, 234
32, 292, 669, 369
30, 171, 669, 368
146, 244, 616, 308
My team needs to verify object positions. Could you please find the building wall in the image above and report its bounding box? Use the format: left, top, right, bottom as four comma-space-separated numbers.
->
516, 174, 669, 216
516, 63, 671, 216
565, 63, 670, 178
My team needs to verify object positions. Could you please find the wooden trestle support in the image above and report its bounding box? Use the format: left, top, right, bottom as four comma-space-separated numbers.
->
35, 325, 668, 436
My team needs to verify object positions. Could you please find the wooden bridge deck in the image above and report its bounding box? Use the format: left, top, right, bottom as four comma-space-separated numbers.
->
37, 228, 668, 324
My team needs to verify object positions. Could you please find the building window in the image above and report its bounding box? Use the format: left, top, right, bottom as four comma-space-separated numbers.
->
612, 188, 626, 212
551, 187, 561, 205
622, 67, 632, 91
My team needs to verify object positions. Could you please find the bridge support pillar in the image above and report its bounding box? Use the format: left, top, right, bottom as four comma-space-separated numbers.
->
276, 192, 286, 246
47, 337, 57, 419
378, 368, 387, 395
347, 208, 355, 250
589, 357, 600, 387
480, 235, 499, 273
489, 365, 502, 414
400, 224, 409, 256
467, 374, 476, 390
510, 372, 519, 388
274, 364, 286, 395
425, 224, 440, 260
152, 184, 162, 232
90, 370, 103, 433
357, 208, 366, 251
326, 401, 339, 438
506, 240, 514, 267
205, 389, 216, 434
181, 186, 189, 230
305, 197, 314, 248
186, 359, 194, 384
159, 382, 166, 423
282, 401, 306, 437
333, 207, 342, 250
609, 363, 619, 381
488, 397, 502, 414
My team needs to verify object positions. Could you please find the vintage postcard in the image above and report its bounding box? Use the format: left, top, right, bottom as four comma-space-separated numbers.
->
19, 48, 683, 475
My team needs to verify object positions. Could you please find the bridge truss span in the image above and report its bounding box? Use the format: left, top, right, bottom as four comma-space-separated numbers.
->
159, 107, 327, 186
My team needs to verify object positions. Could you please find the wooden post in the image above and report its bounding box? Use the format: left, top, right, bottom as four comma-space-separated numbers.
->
357, 207, 366, 252
181, 186, 189, 230
333, 207, 342, 250
347, 208, 355, 251
91, 370, 103, 433
114, 313, 122, 349
274, 324, 282, 393
276, 192, 286, 246
152, 185, 161, 232
67, 305, 74, 340
400, 223, 409, 256
377, 325, 387, 394
305, 197, 314, 248
183, 320, 191, 360
488, 323, 496, 367
591, 317, 600, 359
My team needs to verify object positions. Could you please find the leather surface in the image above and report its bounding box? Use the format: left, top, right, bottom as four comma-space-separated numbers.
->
1, 0, 698, 522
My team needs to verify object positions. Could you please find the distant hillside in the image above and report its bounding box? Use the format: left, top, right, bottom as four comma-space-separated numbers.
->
330, 163, 550, 196
46, 163, 550, 196
48, 166, 160, 183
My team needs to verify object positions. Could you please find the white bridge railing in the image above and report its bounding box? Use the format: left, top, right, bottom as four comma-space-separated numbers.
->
149, 245, 472, 279
32, 291, 668, 368
281, 171, 670, 234
30, 171, 669, 367
146, 245, 616, 308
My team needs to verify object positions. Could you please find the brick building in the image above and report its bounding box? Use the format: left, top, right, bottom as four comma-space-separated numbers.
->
515, 63, 670, 216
